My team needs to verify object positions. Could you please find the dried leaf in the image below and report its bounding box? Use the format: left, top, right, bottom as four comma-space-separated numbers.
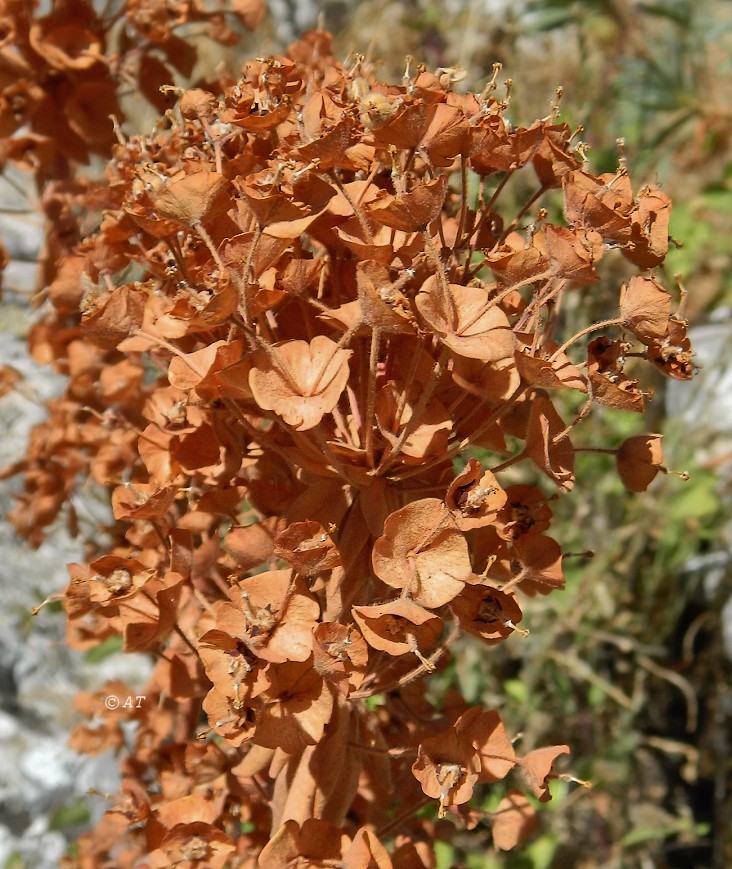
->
416, 278, 514, 361
372, 499, 471, 607
619, 275, 672, 344
352, 598, 443, 656
249, 336, 351, 431
491, 790, 537, 850
524, 394, 575, 491
616, 433, 664, 492
519, 744, 570, 801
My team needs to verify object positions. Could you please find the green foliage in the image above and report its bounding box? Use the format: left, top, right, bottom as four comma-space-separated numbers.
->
83, 635, 124, 664
49, 800, 91, 831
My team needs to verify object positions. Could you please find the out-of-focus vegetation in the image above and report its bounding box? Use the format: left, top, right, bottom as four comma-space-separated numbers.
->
315, 1, 731, 867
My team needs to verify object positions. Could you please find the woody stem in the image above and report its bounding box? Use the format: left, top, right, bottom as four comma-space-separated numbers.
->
549, 317, 623, 362
364, 326, 381, 467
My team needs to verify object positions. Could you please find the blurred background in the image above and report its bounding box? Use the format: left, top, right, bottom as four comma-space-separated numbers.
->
1, 1, 731, 867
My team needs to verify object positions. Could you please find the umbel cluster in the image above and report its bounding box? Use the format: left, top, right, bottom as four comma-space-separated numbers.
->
2, 19, 693, 868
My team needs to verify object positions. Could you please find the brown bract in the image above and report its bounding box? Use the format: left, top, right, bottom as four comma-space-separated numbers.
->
86, 554, 155, 604
515, 335, 588, 392
647, 315, 694, 380
491, 790, 537, 851
619, 275, 672, 344
451, 584, 523, 643
495, 485, 553, 541
563, 169, 634, 241
446, 459, 507, 530
616, 433, 664, 492
375, 382, 452, 463
416, 278, 514, 361
536, 224, 603, 285
215, 570, 319, 664
152, 170, 229, 226
249, 336, 351, 431
588, 336, 645, 412
625, 186, 671, 269
274, 520, 343, 576
240, 164, 335, 237
412, 731, 481, 817
372, 499, 472, 607
511, 533, 565, 596
356, 260, 414, 333
259, 819, 350, 868
312, 622, 368, 691
252, 659, 334, 753
412, 708, 517, 817
118, 571, 185, 652
342, 827, 394, 869
518, 744, 570, 801
366, 175, 448, 232
82, 285, 146, 350
148, 822, 235, 869
351, 598, 443, 656
524, 394, 575, 491
458, 708, 517, 783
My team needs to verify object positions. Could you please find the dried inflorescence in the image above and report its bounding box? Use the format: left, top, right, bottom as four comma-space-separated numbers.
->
1, 16, 695, 867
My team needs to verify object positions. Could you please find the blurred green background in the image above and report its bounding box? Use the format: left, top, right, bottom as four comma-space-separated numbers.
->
305, 1, 732, 867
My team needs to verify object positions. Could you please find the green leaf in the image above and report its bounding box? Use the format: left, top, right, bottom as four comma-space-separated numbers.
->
663, 471, 718, 521
700, 187, 732, 215
524, 832, 560, 869
434, 841, 455, 869
49, 800, 91, 831
84, 634, 124, 663
622, 817, 709, 847
468, 854, 503, 869
364, 694, 384, 711
528, 8, 575, 31
503, 678, 529, 704
638, 2, 691, 25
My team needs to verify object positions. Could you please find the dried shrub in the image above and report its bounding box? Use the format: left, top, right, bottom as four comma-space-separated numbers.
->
0, 9, 696, 866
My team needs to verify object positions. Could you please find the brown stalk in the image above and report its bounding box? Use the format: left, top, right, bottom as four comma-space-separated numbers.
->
423, 230, 456, 325
376, 346, 450, 475
331, 172, 374, 243
498, 184, 548, 246
454, 155, 470, 255
552, 397, 594, 443
353, 621, 461, 699
396, 382, 528, 481
515, 276, 568, 333
461, 167, 517, 282
363, 325, 381, 466
549, 317, 624, 362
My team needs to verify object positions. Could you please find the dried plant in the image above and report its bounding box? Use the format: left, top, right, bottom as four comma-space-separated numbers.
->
0, 5, 696, 865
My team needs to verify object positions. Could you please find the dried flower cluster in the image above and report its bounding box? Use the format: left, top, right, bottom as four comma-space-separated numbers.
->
1, 9, 695, 866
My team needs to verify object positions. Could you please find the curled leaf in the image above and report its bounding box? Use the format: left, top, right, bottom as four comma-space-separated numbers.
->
619, 275, 672, 344
352, 598, 443, 657
616, 433, 664, 493
446, 459, 507, 530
